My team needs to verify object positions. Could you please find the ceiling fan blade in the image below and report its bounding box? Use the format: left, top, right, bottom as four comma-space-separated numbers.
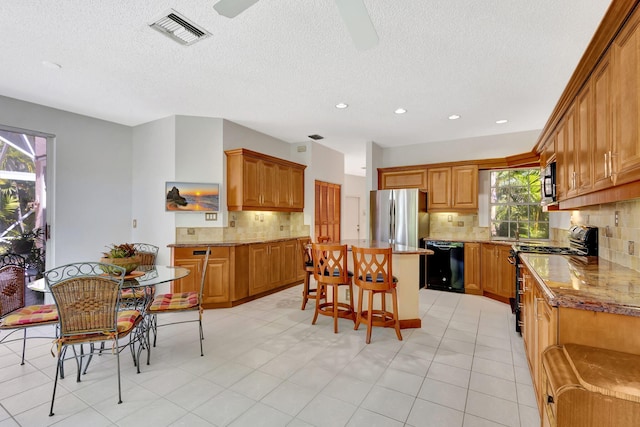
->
213, 0, 260, 18
334, 0, 379, 50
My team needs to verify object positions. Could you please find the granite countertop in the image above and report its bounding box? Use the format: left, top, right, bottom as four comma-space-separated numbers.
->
519, 253, 640, 317
170, 237, 432, 254
169, 236, 310, 248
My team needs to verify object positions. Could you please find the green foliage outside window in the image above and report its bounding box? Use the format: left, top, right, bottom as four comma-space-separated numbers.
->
490, 168, 549, 240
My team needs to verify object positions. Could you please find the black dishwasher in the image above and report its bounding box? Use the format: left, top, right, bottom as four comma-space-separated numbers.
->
425, 241, 464, 293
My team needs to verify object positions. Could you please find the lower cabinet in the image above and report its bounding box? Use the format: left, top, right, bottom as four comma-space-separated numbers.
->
172, 238, 304, 307
464, 243, 481, 295
172, 247, 231, 306
479, 243, 515, 302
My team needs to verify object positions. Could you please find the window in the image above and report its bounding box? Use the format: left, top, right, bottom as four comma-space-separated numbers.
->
490, 168, 549, 240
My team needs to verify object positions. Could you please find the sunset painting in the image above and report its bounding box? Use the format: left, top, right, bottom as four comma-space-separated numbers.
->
165, 182, 219, 212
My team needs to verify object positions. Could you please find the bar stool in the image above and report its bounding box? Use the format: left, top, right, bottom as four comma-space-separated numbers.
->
351, 246, 402, 344
300, 237, 315, 310
311, 243, 354, 333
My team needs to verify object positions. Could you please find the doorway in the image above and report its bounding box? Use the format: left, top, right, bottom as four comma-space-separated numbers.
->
343, 196, 360, 240
0, 127, 48, 295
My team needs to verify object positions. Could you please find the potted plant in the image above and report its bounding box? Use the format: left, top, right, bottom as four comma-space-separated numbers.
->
100, 243, 141, 274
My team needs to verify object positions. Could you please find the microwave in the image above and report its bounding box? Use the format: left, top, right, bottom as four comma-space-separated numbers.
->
542, 162, 556, 204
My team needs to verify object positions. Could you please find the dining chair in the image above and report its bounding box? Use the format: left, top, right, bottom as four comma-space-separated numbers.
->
299, 237, 316, 310
44, 262, 144, 416
147, 247, 210, 358
120, 243, 159, 303
0, 253, 58, 365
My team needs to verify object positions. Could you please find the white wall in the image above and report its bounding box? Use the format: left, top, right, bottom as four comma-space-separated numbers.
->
380, 130, 540, 168
131, 116, 177, 265
0, 95, 133, 266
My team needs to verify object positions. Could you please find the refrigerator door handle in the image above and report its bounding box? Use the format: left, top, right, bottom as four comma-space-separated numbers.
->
391, 198, 396, 243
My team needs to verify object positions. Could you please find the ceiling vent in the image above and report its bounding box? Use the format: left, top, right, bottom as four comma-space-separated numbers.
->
308, 134, 324, 140
149, 9, 211, 45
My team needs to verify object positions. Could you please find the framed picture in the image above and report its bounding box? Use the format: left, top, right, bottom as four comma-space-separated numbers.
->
165, 182, 219, 212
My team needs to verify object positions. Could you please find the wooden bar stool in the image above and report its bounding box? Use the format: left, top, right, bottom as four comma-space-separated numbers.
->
311, 243, 354, 333
300, 237, 315, 310
351, 246, 402, 344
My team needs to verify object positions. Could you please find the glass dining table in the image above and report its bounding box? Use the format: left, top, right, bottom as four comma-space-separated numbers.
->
28, 265, 191, 369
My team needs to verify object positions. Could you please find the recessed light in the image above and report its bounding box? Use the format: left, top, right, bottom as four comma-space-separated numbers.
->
335, 103, 348, 109
448, 114, 460, 120
41, 61, 62, 69
394, 108, 407, 114
496, 119, 508, 124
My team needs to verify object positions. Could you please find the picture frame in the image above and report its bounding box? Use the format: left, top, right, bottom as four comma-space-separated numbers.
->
165, 181, 219, 212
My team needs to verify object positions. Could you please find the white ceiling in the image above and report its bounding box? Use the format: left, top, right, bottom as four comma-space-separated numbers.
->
0, 1, 612, 175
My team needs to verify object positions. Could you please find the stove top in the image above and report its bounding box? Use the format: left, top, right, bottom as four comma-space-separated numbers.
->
512, 244, 584, 255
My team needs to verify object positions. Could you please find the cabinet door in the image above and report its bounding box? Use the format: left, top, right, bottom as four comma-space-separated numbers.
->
242, 156, 262, 208
613, 7, 640, 186
249, 244, 270, 295
535, 286, 557, 411
563, 105, 579, 199
497, 245, 516, 299
576, 83, 593, 194
379, 169, 428, 190
275, 164, 291, 208
464, 242, 481, 294
201, 249, 230, 304
281, 240, 298, 285
555, 120, 568, 201
592, 53, 614, 191
451, 165, 478, 209
522, 268, 535, 368
172, 257, 201, 294
291, 167, 305, 209
480, 244, 498, 294
261, 160, 278, 207
427, 167, 451, 210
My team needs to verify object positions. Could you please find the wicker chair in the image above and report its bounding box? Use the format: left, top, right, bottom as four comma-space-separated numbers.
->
44, 262, 144, 416
120, 243, 159, 303
0, 253, 58, 365
148, 247, 209, 358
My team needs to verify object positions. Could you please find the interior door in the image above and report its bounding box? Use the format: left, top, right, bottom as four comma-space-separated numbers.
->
343, 196, 360, 240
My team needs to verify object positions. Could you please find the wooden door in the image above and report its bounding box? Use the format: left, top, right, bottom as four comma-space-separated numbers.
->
267, 243, 282, 289
536, 292, 557, 414
314, 180, 341, 242
427, 167, 451, 210
555, 120, 568, 201
451, 165, 478, 209
172, 257, 201, 293
564, 104, 578, 199
592, 52, 614, 191
464, 242, 481, 295
281, 239, 298, 284
613, 6, 640, 186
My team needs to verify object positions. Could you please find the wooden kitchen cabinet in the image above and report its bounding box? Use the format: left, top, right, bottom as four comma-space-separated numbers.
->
249, 239, 300, 296
463, 242, 481, 295
591, 51, 615, 192
612, 6, 640, 187
172, 247, 231, 306
378, 168, 428, 190
480, 243, 515, 303
225, 148, 306, 212
427, 165, 478, 211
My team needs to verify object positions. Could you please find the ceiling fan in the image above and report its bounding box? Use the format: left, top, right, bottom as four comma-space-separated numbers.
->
212, 0, 379, 50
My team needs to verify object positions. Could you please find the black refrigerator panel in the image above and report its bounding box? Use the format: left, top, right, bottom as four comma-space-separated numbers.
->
426, 241, 464, 293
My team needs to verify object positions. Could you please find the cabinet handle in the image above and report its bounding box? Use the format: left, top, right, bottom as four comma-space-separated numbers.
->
609, 150, 614, 181
192, 250, 208, 255
604, 152, 608, 178
547, 395, 554, 404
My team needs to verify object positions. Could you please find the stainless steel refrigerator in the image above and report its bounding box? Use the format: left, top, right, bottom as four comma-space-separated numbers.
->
370, 189, 430, 287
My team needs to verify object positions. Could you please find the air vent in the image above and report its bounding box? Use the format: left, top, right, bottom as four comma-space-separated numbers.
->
308, 134, 324, 140
150, 9, 211, 45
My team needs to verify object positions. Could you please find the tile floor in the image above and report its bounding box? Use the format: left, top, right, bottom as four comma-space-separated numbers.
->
0, 286, 540, 426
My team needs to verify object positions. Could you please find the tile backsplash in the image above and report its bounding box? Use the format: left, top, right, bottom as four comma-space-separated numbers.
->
571, 198, 640, 271
428, 213, 491, 240
176, 211, 310, 243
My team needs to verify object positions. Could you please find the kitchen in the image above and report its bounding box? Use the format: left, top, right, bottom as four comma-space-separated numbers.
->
2, 1, 640, 425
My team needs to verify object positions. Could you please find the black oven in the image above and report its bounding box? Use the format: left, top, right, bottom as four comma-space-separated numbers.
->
542, 162, 556, 204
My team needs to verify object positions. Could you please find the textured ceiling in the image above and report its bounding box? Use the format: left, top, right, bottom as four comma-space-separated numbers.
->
0, 1, 612, 175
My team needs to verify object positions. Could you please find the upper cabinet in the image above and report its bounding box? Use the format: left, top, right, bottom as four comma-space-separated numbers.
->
612, 6, 640, 186
225, 149, 306, 212
427, 165, 478, 211
378, 168, 427, 190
